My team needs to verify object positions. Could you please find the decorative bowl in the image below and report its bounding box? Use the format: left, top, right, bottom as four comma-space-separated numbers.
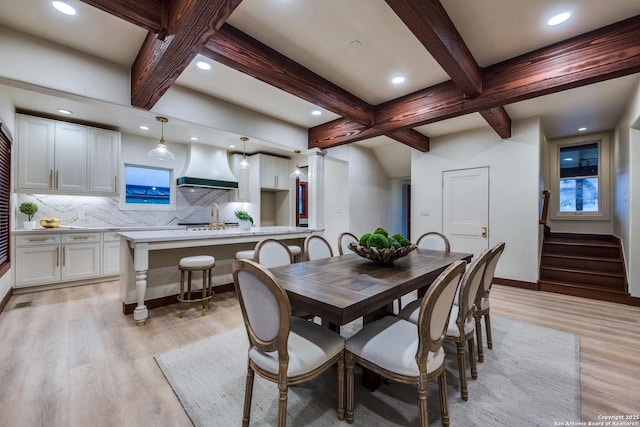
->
39, 218, 60, 228
348, 242, 417, 265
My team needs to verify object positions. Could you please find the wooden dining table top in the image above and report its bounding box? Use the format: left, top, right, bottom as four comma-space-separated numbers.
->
269, 248, 473, 326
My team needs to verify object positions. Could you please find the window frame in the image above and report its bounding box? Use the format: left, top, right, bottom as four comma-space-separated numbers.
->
118, 163, 176, 211
549, 132, 610, 221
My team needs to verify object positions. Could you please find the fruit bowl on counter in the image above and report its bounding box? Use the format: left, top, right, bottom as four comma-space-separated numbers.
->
39, 218, 60, 228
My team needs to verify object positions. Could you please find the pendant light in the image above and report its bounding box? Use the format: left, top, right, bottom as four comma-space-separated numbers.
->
289, 150, 307, 180
239, 136, 250, 169
147, 116, 175, 161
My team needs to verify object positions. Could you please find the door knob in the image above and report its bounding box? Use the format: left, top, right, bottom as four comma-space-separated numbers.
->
481, 226, 488, 238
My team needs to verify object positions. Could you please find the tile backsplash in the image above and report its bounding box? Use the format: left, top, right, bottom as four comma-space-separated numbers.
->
15, 188, 253, 229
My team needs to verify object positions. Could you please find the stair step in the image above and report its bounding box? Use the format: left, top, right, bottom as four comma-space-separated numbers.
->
542, 242, 620, 258
540, 254, 624, 273
546, 233, 619, 244
539, 266, 626, 289
538, 280, 629, 304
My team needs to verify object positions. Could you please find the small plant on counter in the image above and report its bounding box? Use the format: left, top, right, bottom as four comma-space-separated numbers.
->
19, 202, 38, 221
234, 209, 254, 224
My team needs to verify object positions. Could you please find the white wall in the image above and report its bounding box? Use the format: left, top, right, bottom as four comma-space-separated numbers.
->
323, 157, 349, 253
411, 117, 542, 283
614, 78, 640, 297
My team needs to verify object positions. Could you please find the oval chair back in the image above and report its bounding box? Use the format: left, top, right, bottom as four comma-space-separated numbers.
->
254, 239, 293, 268
416, 232, 451, 252
338, 232, 358, 256
304, 235, 333, 260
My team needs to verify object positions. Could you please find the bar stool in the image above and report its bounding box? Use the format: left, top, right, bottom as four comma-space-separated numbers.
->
177, 255, 215, 318
234, 245, 302, 263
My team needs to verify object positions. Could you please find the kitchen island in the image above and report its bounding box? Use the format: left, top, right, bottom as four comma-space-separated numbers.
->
117, 226, 317, 325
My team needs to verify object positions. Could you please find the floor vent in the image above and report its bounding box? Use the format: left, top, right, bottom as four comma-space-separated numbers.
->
14, 301, 32, 309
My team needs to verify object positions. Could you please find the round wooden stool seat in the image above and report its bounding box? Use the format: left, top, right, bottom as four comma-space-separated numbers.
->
177, 255, 215, 318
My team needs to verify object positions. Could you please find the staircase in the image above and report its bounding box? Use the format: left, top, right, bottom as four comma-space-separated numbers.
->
539, 232, 629, 303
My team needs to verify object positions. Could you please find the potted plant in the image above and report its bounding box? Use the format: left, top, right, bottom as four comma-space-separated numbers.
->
234, 209, 254, 230
19, 201, 38, 230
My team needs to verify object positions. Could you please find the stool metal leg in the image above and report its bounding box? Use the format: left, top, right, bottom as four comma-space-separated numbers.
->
179, 269, 185, 318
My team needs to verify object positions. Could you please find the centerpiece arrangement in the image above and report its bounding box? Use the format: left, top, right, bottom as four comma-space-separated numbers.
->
349, 227, 416, 265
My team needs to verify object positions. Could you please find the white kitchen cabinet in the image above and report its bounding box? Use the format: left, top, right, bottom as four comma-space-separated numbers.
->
259, 154, 290, 190
16, 114, 120, 194
14, 232, 101, 287
88, 128, 120, 194
102, 232, 121, 276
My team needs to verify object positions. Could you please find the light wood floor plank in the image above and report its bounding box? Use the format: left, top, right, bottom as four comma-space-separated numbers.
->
1, 281, 639, 426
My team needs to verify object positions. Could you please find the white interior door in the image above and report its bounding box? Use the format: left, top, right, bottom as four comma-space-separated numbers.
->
443, 167, 489, 257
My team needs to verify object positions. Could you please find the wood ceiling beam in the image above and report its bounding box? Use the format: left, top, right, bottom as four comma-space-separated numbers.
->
203, 25, 374, 126
79, 0, 163, 34
385, 0, 511, 138
130, 0, 242, 109
310, 14, 640, 149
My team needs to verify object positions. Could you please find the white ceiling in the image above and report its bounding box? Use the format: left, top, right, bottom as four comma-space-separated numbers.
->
0, 0, 639, 164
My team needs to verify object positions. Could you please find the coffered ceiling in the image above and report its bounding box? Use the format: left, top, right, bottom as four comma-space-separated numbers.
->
0, 0, 639, 160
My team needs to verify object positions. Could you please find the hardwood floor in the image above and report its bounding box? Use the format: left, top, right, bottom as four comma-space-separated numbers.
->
0, 281, 638, 426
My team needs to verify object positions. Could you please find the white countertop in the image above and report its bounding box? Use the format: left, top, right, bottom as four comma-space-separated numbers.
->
117, 226, 316, 243
13, 225, 185, 235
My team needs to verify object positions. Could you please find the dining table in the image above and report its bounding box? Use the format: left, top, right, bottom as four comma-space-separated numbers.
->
269, 247, 473, 390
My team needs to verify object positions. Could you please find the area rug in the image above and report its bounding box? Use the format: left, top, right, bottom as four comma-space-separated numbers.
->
155, 316, 580, 426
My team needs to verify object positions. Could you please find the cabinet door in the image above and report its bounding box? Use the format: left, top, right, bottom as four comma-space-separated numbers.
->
102, 233, 121, 276
61, 243, 101, 281
55, 122, 88, 192
17, 115, 55, 190
259, 154, 276, 189
15, 245, 61, 287
274, 157, 291, 190
88, 129, 120, 193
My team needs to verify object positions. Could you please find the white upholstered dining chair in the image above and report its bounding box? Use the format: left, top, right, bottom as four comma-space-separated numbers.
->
304, 234, 334, 260
416, 232, 451, 252
232, 259, 345, 427
475, 242, 506, 362
338, 232, 358, 256
399, 248, 491, 401
344, 260, 466, 427
253, 238, 293, 268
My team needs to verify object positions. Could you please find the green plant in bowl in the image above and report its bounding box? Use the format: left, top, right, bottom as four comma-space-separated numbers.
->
234, 209, 254, 224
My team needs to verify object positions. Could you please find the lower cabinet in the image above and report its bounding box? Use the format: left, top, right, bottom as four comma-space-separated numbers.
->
14, 232, 102, 288
102, 232, 121, 276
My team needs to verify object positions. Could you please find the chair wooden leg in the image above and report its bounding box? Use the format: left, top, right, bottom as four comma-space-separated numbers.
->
417, 376, 429, 427
468, 336, 478, 380
345, 352, 354, 424
475, 314, 485, 362
242, 365, 255, 427
277, 381, 288, 427
337, 355, 345, 420
456, 340, 468, 401
438, 369, 450, 427
485, 313, 493, 349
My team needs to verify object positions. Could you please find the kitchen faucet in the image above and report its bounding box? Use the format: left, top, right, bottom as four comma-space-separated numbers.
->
209, 203, 225, 231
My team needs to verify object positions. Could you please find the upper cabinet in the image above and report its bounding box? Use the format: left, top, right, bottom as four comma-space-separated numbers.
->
258, 153, 290, 190
16, 114, 120, 195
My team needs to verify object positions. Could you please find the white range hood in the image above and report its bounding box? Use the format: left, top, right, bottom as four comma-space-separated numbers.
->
176, 143, 239, 189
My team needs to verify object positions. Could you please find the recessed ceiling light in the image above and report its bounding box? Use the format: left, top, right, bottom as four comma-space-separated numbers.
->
189, 136, 198, 141
196, 61, 211, 71
139, 125, 149, 130
563, 157, 573, 161
57, 109, 72, 115
311, 110, 322, 116
548, 12, 571, 26
228, 144, 236, 148
391, 76, 405, 85
578, 127, 587, 132
52, 1, 77, 16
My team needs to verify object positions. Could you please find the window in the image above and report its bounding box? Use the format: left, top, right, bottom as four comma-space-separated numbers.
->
296, 180, 308, 226
549, 133, 610, 220
119, 164, 175, 211
559, 142, 599, 212
0, 121, 11, 277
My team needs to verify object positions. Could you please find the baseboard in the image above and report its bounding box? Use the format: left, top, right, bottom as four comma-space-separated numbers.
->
122, 283, 235, 315
493, 277, 538, 290
628, 295, 640, 307
0, 287, 13, 314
